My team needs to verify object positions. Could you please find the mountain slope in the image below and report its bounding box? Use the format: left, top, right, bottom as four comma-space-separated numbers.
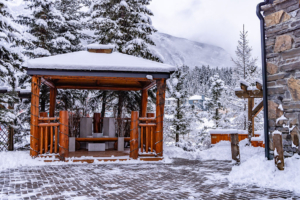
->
151, 32, 233, 68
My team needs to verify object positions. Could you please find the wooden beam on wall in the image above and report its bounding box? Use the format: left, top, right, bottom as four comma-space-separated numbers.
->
41, 77, 55, 88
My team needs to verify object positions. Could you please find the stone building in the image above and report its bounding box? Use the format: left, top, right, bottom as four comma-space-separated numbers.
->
260, 0, 300, 157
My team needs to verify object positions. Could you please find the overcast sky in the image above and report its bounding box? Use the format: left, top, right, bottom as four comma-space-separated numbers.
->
149, 0, 263, 66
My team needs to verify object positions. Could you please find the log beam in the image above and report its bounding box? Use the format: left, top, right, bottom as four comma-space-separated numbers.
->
130, 111, 139, 159
142, 81, 156, 90
235, 90, 263, 98
41, 77, 55, 88
155, 79, 166, 157
252, 100, 264, 118
59, 111, 69, 158
56, 85, 142, 91
248, 98, 255, 141
30, 76, 41, 157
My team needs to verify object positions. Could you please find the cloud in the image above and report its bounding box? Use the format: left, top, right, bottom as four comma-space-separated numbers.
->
149, 0, 263, 67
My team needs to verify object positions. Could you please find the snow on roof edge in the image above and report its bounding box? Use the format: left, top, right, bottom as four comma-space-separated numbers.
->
24, 51, 176, 74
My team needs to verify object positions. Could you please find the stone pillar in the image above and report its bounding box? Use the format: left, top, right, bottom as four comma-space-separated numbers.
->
263, 0, 300, 157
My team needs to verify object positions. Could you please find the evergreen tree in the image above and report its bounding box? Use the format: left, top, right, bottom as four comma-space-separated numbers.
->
232, 25, 258, 84
167, 66, 191, 142
54, 0, 87, 54
1, 0, 30, 146
231, 25, 259, 130
206, 75, 225, 128
89, 0, 162, 62
17, 0, 64, 58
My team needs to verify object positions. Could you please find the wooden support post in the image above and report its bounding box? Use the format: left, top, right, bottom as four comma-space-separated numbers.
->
156, 79, 166, 157
273, 132, 284, 170
93, 113, 101, 133
54, 126, 58, 153
230, 133, 240, 163
59, 111, 69, 159
40, 127, 43, 154
49, 88, 57, 117
50, 126, 53, 153
248, 98, 254, 143
141, 89, 148, 117
39, 112, 48, 154
141, 127, 144, 153
45, 125, 48, 153
8, 127, 14, 151
30, 76, 41, 157
147, 113, 155, 152
141, 89, 148, 149
130, 111, 139, 159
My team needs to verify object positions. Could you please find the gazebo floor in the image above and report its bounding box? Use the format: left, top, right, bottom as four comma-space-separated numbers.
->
37, 148, 163, 163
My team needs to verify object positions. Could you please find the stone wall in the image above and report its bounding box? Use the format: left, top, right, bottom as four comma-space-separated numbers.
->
262, 0, 300, 157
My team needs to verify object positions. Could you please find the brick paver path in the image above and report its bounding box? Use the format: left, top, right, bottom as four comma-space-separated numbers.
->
0, 159, 299, 199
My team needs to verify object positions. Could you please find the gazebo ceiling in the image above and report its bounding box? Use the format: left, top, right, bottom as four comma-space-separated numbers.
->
40, 76, 156, 91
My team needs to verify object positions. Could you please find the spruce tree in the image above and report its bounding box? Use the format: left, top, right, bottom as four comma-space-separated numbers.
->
89, 0, 162, 62
54, 0, 87, 54
17, 0, 64, 58
167, 66, 191, 142
206, 75, 225, 128
1, 0, 29, 146
231, 25, 259, 130
232, 25, 258, 84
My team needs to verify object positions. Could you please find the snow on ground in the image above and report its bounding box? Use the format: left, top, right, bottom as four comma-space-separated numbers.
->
2, 138, 300, 194
165, 139, 300, 194
228, 152, 300, 194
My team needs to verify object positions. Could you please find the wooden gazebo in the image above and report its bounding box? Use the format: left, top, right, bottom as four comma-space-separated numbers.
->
24, 44, 175, 162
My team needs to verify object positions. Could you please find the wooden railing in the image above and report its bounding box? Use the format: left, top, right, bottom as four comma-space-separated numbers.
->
130, 112, 158, 159
139, 114, 156, 153
38, 111, 69, 158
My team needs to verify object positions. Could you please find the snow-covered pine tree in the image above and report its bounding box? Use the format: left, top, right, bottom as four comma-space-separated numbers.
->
206, 75, 225, 128
232, 25, 258, 84
1, 0, 31, 147
89, 0, 162, 62
17, 0, 64, 58
54, 0, 87, 54
166, 66, 191, 142
231, 25, 259, 130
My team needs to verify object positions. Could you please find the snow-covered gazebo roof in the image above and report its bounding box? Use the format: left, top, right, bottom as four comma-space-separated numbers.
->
24, 45, 175, 77
24, 45, 176, 91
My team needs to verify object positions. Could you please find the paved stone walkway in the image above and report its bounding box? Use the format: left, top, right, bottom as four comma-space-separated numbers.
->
0, 159, 299, 199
